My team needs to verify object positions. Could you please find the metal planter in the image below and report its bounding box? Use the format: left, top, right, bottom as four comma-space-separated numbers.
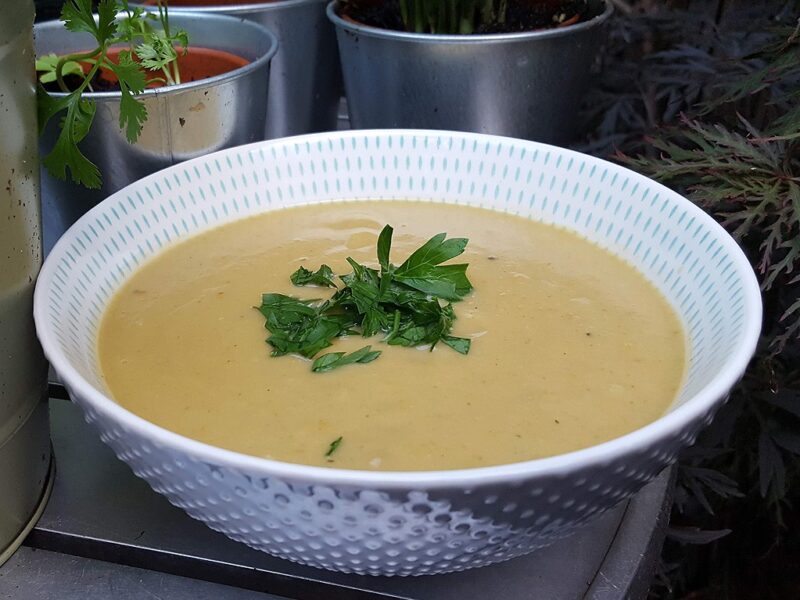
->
149, 0, 342, 140
328, 0, 612, 144
0, 0, 53, 566
36, 13, 277, 252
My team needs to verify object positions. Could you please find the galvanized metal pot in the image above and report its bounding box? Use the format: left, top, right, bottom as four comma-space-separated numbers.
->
36, 13, 277, 253
140, 0, 343, 140
0, 0, 54, 567
328, 0, 612, 144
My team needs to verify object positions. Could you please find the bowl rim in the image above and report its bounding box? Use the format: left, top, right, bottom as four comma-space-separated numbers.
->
34, 129, 763, 489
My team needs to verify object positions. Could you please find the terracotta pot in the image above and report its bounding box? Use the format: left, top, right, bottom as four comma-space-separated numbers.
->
92, 46, 250, 89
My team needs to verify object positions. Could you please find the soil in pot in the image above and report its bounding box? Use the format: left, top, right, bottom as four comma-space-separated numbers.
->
343, 0, 599, 33
42, 46, 249, 93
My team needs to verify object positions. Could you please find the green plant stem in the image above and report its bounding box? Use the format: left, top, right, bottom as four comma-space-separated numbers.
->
399, 0, 409, 28
155, 0, 181, 85
55, 49, 101, 93
480, 0, 493, 25
82, 49, 106, 95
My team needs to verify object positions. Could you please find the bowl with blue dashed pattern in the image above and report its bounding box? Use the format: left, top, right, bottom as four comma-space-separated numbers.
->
34, 130, 761, 576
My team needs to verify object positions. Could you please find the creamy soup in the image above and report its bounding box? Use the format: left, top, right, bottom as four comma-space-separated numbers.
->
99, 201, 685, 471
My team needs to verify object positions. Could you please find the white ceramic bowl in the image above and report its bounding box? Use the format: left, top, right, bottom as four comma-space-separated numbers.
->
34, 130, 761, 576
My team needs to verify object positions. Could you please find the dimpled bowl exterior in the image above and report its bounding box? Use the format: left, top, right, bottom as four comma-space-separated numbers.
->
34, 130, 761, 576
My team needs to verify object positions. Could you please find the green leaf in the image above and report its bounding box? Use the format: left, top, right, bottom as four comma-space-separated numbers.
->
291, 265, 337, 287
171, 28, 190, 54
60, 0, 100, 36
377, 225, 393, 271
396, 232, 468, 274
35, 54, 84, 85
442, 335, 471, 354
385, 301, 456, 350
69, 97, 97, 143
311, 345, 382, 373
266, 316, 345, 359
40, 90, 101, 189
136, 36, 178, 72
37, 84, 72, 135
394, 263, 472, 300
106, 50, 148, 143
257, 293, 354, 359
394, 232, 473, 300
116, 5, 150, 41
325, 436, 343, 457
61, 0, 119, 42
95, 0, 120, 43
258, 293, 317, 320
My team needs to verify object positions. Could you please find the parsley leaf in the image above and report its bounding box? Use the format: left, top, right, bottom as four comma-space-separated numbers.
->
312, 345, 382, 372
442, 335, 472, 355
325, 436, 343, 458
256, 225, 474, 372
257, 293, 354, 358
377, 224, 393, 271
394, 232, 472, 300
291, 264, 337, 287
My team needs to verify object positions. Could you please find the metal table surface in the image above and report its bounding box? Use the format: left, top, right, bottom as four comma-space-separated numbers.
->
0, 396, 673, 600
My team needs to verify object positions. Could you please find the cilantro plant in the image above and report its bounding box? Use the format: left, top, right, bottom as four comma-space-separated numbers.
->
256, 225, 474, 373
36, 0, 188, 189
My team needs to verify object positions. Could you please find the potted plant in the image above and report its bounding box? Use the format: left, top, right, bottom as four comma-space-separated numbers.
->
134, 0, 343, 139
35, 0, 278, 252
327, 0, 612, 144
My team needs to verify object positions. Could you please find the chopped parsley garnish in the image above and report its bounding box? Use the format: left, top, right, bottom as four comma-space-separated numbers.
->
325, 436, 343, 458
290, 264, 337, 288
312, 345, 382, 372
256, 225, 473, 372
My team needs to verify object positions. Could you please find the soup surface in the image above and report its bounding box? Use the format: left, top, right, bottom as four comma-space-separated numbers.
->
99, 201, 685, 471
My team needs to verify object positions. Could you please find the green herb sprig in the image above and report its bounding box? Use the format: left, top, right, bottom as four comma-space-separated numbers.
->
36, 0, 188, 189
256, 225, 474, 373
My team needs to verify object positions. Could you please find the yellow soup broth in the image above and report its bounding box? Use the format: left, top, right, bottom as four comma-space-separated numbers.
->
98, 201, 685, 470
